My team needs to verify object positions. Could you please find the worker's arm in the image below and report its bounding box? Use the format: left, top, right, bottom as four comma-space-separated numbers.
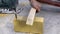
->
30, 0, 60, 7
29, 0, 60, 12
36, 0, 60, 7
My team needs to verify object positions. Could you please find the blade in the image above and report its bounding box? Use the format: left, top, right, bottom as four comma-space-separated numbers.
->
15, 14, 17, 19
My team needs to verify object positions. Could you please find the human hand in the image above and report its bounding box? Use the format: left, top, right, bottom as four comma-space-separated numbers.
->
30, 0, 41, 13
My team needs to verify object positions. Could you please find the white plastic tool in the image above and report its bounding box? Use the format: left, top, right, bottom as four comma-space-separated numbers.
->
26, 8, 36, 26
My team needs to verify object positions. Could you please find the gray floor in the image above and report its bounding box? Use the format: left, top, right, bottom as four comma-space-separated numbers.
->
0, 0, 60, 34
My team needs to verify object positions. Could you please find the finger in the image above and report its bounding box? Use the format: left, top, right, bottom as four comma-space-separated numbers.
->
36, 7, 40, 13
36, 8, 40, 13
38, 8, 40, 12
37, 4, 41, 12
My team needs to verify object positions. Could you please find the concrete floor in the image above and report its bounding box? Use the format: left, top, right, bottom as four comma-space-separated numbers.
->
0, 0, 60, 34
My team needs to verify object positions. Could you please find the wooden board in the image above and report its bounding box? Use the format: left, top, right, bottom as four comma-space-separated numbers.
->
14, 16, 44, 34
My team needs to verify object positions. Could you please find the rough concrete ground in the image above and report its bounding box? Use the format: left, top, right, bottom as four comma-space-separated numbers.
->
0, 0, 60, 34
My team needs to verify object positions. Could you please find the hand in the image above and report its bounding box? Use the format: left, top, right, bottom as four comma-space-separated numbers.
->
30, 0, 41, 13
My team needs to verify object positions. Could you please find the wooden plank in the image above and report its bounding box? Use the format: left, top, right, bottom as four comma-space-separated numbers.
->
26, 8, 36, 26
14, 16, 44, 34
